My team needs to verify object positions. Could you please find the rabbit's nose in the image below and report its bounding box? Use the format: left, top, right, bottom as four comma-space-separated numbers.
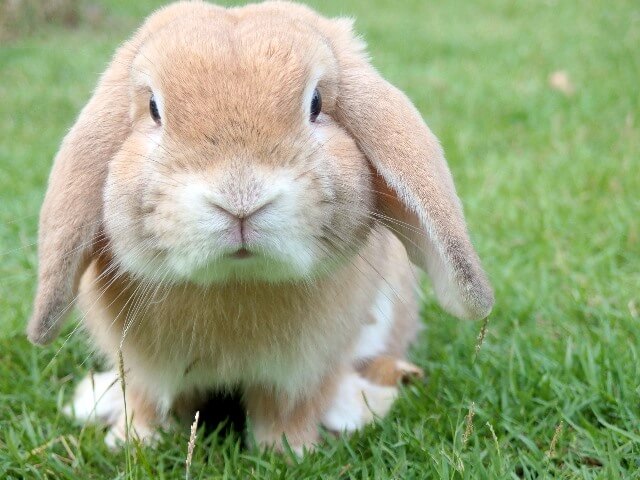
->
209, 200, 272, 222
209, 200, 273, 245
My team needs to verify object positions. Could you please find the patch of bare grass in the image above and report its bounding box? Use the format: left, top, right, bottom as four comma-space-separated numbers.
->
0, 0, 105, 41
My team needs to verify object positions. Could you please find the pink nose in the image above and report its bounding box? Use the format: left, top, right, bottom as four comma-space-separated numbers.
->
209, 201, 272, 245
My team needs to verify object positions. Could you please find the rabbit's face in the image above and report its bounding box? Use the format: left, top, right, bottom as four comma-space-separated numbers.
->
103, 18, 374, 284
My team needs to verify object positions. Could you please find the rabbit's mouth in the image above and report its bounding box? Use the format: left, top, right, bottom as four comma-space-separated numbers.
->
230, 248, 253, 260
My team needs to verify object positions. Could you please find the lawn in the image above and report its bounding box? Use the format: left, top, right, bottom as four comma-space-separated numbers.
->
1, 0, 639, 478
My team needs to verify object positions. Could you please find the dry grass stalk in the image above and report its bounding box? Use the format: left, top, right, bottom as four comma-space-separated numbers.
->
546, 421, 564, 459
117, 350, 129, 444
29, 435, 67, 456
486, 422, 501, 461
185, 410, 200, 480
473, 316, 490, 362
462, 402, 475, 447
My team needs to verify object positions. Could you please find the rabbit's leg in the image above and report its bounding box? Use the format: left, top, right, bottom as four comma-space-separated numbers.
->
357, 355, 424, 386
62, 369, 164, 448
245, 375, 341, 455
103, 385, 164, 448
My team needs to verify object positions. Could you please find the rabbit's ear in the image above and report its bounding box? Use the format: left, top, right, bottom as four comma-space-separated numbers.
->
328, 24, 494, 320
27, 2, 219, 345
27, 48, 131, 345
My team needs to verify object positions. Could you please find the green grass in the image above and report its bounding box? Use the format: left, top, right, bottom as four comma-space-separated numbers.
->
1, 0, 639, 478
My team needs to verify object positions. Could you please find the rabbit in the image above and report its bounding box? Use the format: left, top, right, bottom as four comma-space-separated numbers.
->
27, 1, 494, 453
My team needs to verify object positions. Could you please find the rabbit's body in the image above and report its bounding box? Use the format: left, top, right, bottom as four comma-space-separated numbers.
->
80, 225, 417, 404
30, 1, 493, 453
75, 226, 419, 449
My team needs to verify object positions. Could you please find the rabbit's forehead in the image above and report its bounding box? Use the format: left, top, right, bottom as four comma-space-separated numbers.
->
140, 16, 332, 96
136, 18, 335, 138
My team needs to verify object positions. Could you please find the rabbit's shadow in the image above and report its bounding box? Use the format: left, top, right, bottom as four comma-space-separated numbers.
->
190, 388, 246, 440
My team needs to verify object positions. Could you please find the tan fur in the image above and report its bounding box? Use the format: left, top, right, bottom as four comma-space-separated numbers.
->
28, 1, 495, 451
369, 231, 422, 359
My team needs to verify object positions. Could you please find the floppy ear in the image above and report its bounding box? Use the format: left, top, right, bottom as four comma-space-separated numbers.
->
326, 21, 494, 320
27, 2, 219, 345
26, 46, 131, 345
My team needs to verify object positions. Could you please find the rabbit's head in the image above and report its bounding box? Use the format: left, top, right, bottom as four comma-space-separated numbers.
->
104, 13, 373, 284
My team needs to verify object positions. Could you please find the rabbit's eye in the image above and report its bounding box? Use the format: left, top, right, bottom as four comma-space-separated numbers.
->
149, 94, 161, 125
310, 88, 321, 122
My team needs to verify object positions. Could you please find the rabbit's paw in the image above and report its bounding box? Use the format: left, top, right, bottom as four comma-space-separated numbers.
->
63, 370, 122, 425
322, 372, 398, 433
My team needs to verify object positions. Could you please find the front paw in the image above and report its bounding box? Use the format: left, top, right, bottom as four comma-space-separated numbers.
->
62, 370, 122, 425
245, 385, 324, 456
63, 370, 164, 449
104, 415, 162, 450
250, 419, 319, 456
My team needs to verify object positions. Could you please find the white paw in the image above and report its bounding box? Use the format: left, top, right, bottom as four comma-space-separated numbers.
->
103, 421, 161, 450
62, 370, 122, 426
104, 425, 124, 450
322, 373, 398, 433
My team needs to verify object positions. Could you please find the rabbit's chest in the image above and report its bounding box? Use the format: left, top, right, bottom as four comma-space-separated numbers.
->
82, 258, 375, 400
122, 288, 356, 398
